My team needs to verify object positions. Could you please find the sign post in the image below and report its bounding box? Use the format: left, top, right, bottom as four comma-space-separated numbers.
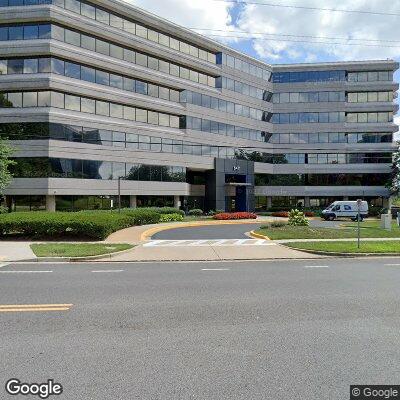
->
357, 199, 362, 249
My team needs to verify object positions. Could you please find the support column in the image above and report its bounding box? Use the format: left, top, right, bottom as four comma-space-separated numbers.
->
174, 195, 181, 209
129, 195, 137, 209
266, 196, 272, 209
304, 197, 311, 208
46, 195, 56, 212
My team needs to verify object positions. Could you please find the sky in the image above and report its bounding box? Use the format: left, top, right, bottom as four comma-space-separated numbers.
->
125, 0, 400, 130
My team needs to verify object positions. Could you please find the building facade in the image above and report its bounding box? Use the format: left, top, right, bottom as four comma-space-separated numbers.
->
0, 0, 398, 212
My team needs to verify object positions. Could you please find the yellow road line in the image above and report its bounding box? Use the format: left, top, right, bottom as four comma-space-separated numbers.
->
249, 230, 271, 240
0, 307, 70, 312
0, 304, 73, 308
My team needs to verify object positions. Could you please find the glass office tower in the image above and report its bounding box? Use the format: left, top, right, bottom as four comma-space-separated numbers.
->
0, 0, 398, 211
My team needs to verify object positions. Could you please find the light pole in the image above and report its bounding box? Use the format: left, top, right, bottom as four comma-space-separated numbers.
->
117, 176, 124, 213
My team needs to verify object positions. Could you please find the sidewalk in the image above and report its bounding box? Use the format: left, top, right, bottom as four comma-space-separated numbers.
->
0, 241, 36, 262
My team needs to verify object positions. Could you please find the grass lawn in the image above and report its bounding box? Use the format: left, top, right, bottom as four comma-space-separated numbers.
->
30, 243, 133, 257
285, 241, 400, 254
256, 220, 400, 240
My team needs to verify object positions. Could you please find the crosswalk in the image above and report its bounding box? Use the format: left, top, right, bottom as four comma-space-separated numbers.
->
143, 239, 275, 247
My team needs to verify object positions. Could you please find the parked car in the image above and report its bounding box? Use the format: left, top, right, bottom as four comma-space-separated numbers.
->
321, 201, 368, 221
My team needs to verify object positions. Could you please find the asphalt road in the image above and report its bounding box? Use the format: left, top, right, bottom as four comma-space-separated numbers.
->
152, 220, 341, 240
153, 223, 263, 240
1, 259, 400, 399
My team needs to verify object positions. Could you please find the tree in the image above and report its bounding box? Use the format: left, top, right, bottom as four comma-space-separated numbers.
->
388, 144, 400, 194
0, 139, 14, 194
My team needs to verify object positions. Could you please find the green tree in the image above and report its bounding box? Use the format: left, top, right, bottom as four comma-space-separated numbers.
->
388, 144, 400, 193
0, 140, 14, 194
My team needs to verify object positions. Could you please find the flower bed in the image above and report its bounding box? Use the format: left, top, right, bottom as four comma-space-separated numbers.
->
213, 212, 257, 220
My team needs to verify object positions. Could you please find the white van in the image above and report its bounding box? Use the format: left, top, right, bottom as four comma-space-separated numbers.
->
321, 201, 368, 221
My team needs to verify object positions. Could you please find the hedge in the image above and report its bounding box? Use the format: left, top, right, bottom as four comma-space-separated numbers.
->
0, 209, 160, 240
121, 207, 185, 216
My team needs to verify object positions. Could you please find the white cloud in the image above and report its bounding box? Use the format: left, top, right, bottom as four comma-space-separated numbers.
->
124, 0, 233, 38
235, 0, 400, 63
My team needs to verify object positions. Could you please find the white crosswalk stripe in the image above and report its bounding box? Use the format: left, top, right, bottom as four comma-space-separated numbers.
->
143, 239, 275, 247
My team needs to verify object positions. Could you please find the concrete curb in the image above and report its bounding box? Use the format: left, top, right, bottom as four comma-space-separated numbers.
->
33, 246, 135, 262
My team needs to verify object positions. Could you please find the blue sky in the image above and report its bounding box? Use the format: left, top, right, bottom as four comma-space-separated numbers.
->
130, 0, 399, 126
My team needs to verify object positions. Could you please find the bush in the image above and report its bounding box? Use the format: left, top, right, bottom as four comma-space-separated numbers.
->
0, 209, 161, 240
271, 211, 289, 218
213, 212, 257, 220
260, 221, 287, 229
0, 205, 8, 214
159, 213, 184, 222
288, 209, 309, 226
188, 209, 203, 216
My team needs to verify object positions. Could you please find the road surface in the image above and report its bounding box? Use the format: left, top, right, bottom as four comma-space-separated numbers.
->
1, 259, 399, 399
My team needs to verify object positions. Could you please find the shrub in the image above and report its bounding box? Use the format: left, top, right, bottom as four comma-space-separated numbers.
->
159, 213, 184, 222
188, 209, 203, 216
270, 221, 287, 228
0, 209, 160, 240
213, 212, 257, 220
0, 205, 8, 214
121, 207, 184, 216
288, 209, 309, 226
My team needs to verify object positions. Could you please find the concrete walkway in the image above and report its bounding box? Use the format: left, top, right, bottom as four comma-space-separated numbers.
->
0, 241, 36, 262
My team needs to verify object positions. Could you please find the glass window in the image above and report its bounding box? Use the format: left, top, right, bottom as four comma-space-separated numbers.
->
368, 71, 378, 81
368, 113, 378, 123
347, 93, 357, 103
136, 24, 147, 38
65, 94, 80, 111
123, 49, 135, 63
51, 92, 64, 108
318, 92, 329, 102
96, 100, 109, 116
159, 113, 169, 127
148, 29, 159, 43
110, 103, 123, 118
38, 58, 51, 73
51, 58, 64, 75
136, 108, 147, 122
123, 105, 135, 120
159, 33, 169, 47
110, 15, 123, 29
38, 91, 51, 107
23, 92, 38, 107
159, 60, 170, 74
95, 70, 109, 85
81, 66, 95, 83
378, 71, 389, 81
0, 27, 8, 41
96, 8, 109, 25
148, 111, 158, 125
124, 21, 136, 34
8, 59, 24, 74
358, 113, 368, 123
96, 40, 110, 56
81, 2, 95, 19
136, 53, 147, 67
135, 81, 147, 94
81, 97, 95, 113
358, 92, 368, 102
51, 25, 64, 41
65, 0, 80, 13
81, 34, 95, 51
0, 59, 7, 75
123, 77, 134, 92
109, 74, 123, 89
147, 56, 158, 70
65, 29, 80, 46
65, 62, 80, 79
23, 25, 39, 40
110, 44, 123, 59
9, 26, 24, 40
377, 92, 388, 102
170, 37, 179, 51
